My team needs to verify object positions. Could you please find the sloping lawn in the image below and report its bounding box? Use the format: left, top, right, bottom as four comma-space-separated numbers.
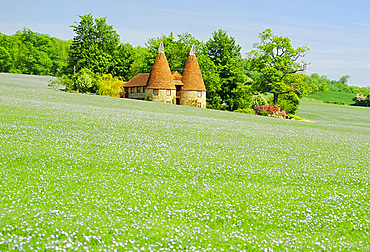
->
305, 91, 356, 105
1, 73, 369, 251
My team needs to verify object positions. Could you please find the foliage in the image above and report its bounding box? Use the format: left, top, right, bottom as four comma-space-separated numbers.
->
305, 74, 370, 95
112, 43, 138, 80
269, 92, 300, 115
47, 78, 62, 90
0, 46, 11, 72
96, 74, 124, 97
145, 95, 153, 101
353, 93, 370, 107
233, 107, 255, 114
304, 73, 329, 93
142, 33, 190, 73
247, 29, 309, 106
0, 29, 71, 75
205, 29, 247, 111
250, 93, 268, 109
73, 68, 96, 93
68, 14, 120, 75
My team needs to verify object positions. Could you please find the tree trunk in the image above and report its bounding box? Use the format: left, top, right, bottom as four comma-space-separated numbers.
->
273, 93, 279, 104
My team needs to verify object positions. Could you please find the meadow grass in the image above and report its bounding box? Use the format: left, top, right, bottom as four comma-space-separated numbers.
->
305, 91, 356, 105
1, 73, 370, 251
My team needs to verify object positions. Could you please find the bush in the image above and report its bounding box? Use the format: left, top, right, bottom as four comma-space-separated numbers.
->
268, 92, 300, 115
61, 75, 74, 91
353, 93, 370, 107
96, 74, 124, 97
234, 108, 255, 114
48, 74, 73, 91
250, 93, 267, 109
254, 103, 289, 119
73, 68, 96, 93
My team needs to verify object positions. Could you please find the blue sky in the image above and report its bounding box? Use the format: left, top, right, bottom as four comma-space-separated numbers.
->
1, 0, 369, 87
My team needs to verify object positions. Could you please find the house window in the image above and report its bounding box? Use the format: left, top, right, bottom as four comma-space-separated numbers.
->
197, 102, 201, 108
137, 87, 141, 93
198, 91, 202, 97
167, 89, 171, 96
131, 87, 135, 93
143, 87, 146, 93
153, 89, 159, 96
166, 101, 171, 104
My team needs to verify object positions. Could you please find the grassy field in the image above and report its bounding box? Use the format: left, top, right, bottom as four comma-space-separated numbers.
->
305, 91, 356, 105
1, 73, 370, 251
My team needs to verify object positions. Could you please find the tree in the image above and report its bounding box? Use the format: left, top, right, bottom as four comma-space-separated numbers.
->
141, 33, 190, 73
73, 68, 96, 93
68, 14, 120, 75
247, 29, 309, 105
0, 46, 11, 72
205, 29, 247, 110
96, 74, 124, 97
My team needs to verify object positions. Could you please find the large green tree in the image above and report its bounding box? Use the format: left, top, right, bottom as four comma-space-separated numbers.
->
205, 29, 247, 110
247, 29, 309, 104
68, 14, 120, 75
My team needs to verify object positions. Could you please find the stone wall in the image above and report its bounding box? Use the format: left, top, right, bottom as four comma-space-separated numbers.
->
145, 88, 176, 104
180, 90, 206, 108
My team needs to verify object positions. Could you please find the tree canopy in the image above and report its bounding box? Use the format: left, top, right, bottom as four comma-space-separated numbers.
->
205, 29, 247, 110
0, 29, 71, 75
247, 29, 309, 104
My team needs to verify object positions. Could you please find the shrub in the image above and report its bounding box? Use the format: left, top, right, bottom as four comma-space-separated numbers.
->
96, 74, 124, 97
48, 74, 73, 91
268, 92, 300, 115
234, 108, 255, 114
73, 68, 96, 93
254, 103, 290, 119
353, 93, 370, 107
250, 93, 267, 109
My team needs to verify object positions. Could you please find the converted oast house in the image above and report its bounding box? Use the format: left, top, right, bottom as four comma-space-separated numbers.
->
121, 42, 206, 108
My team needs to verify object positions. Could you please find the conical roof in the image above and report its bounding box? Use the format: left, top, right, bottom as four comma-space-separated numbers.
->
181, 45, 206, 91
146, 41, 175, 90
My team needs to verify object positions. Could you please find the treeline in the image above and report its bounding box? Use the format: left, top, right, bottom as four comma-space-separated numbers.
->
1, 14, 369, 111
304, 74, 370, 107
0, 28, 71, 75
305, 73, 370, 95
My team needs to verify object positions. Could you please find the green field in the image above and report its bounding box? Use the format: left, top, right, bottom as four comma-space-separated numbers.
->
305, 91, 356, 105
1, 73, 370, 251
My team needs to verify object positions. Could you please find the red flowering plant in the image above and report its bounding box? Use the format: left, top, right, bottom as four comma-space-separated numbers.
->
254, 103, 290, 119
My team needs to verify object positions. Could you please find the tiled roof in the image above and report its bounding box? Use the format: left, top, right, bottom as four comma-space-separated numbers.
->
181, 54, 206, 91
123, 73, 149, 87
146, 51, 176, 90
172, 71, 182, 81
